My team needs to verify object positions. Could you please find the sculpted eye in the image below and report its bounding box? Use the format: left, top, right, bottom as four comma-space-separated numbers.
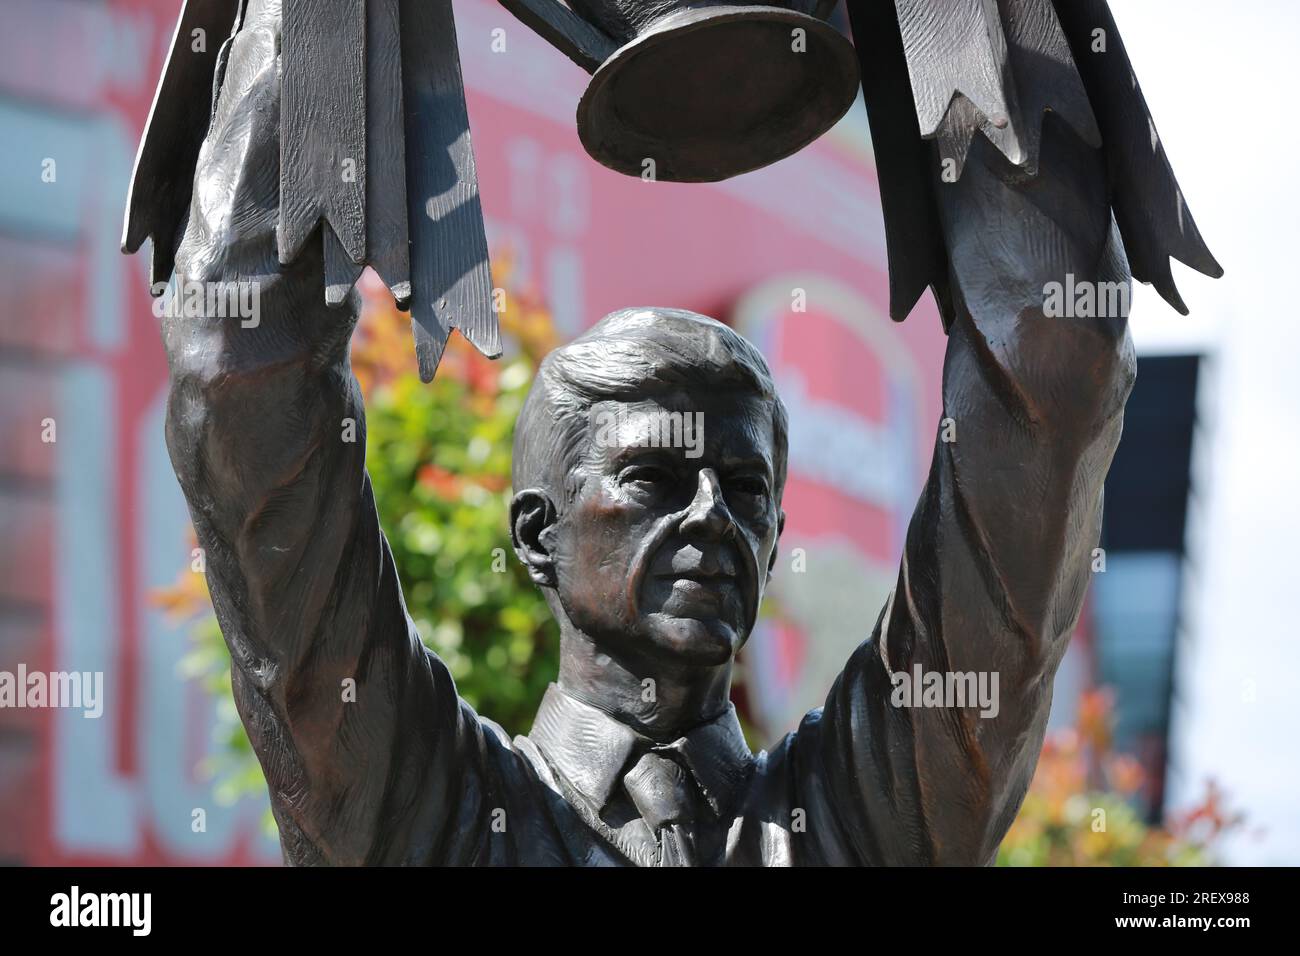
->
729, 475, 769, 497
619, 464, 673, 487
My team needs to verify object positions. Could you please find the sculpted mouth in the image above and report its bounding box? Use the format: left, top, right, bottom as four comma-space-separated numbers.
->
659, 574, 735, 616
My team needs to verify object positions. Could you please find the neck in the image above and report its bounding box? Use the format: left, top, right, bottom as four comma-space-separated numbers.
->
555, 624, 733, 742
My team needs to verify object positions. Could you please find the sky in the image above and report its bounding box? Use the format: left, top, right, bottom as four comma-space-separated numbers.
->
1109, 0, 1300, 864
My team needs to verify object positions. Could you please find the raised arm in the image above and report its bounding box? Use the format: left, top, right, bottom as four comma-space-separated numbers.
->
158, 12, 489, 865
793, 120, 1134, 865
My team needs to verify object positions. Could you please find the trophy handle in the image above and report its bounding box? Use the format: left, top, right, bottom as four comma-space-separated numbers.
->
498, 0, 618, 73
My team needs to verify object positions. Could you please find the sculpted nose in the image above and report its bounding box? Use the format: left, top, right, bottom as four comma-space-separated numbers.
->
680, 469, 735, 540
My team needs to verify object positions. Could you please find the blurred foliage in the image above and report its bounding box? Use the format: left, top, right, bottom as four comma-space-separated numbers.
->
156, 262, 561, 812
351, 267, 560, 733
996, 688, 1244, 866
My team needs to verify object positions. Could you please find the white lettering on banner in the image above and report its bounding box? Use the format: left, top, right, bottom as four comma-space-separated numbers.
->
54, 365, 136, 855
778, 371, 911, 512
51, 373, 276, 860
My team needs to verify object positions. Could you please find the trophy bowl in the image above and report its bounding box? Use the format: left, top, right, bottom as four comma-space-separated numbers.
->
506, 1, 862, 183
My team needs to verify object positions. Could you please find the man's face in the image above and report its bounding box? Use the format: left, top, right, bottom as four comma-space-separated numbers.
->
545, 389, 784, 668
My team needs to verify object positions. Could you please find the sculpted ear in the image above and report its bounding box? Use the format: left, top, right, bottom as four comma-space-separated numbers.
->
510, 489, 559, 587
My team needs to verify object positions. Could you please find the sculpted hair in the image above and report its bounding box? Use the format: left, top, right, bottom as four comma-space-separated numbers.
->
512, 308, 789, 509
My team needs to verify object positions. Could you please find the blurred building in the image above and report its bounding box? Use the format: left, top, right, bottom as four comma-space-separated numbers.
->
0, 0, 1205, 864
1096, 355, 1201, 819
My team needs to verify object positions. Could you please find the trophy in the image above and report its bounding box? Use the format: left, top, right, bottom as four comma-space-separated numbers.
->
500, 0, 861, 182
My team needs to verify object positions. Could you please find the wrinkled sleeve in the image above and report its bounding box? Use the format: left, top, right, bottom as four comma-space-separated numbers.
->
160, 11, 495, 866
792, 121, 1136, 865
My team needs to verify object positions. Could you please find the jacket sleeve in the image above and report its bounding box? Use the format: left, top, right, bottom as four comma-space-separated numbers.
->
160, 9, 496, 865
792, 118, 1135, 865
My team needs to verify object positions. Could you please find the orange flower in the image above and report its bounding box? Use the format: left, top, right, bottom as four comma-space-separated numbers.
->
1107, 755, 1145, 795
417, 464, 462, 499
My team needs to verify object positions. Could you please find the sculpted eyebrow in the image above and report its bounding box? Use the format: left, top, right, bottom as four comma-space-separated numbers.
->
722, 456, 772, 478
609, 446, 679, 469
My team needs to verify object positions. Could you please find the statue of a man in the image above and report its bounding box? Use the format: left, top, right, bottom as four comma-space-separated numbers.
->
141, 0, 1218, 865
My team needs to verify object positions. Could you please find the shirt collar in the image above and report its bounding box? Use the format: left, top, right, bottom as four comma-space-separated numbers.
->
527, 683, 755, 817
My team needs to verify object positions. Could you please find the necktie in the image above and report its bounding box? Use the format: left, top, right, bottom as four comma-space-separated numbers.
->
623, 749, 698, 867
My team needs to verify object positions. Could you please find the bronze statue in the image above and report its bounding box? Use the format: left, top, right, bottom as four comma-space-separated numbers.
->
125, 0, 1220, 864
